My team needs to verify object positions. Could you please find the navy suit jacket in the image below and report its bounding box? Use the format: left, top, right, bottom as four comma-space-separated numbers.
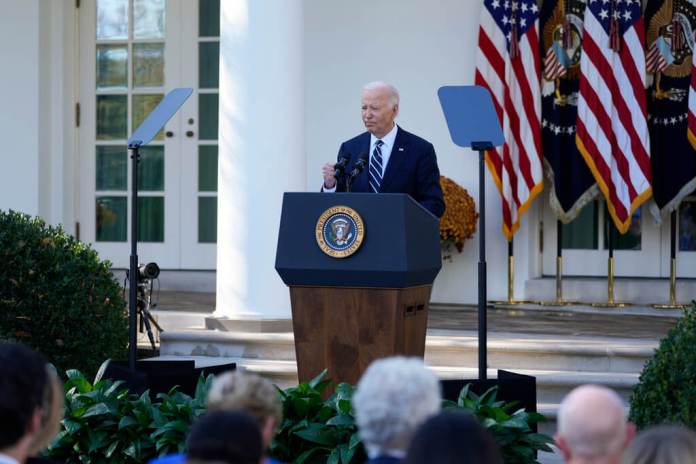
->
333, 127, 445, 218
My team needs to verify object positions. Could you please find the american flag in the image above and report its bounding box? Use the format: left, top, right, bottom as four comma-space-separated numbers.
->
688, 43, 696, 149
575, 0, 652, 234
645, 36, 672, 74
544, 42, 568, 81
475, 0, 544, 240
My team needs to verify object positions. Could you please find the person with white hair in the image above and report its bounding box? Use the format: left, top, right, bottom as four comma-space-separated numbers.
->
555, 384, 636, 464
321, 81, 445, 218
352, 356, 441, 464
622, 424, 696, 464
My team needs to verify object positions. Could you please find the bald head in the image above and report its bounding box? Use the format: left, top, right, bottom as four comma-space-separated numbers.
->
556, 385, 633, 463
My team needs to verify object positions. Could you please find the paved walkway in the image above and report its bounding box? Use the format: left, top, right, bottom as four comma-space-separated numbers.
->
152, 291, 681, 340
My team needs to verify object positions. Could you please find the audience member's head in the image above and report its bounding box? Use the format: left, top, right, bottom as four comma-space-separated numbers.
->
352, 356, 441, 460
0, 342, 49, 464
404, 410, 503, 464
556, 384, 635, 464
206, 371, 282, 449
622, 425, 696, 464
186, 410, 262, 464
29, 366, 64, 456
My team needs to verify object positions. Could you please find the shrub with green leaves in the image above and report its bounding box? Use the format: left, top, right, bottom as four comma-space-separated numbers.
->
0, 210, 128, 377
442, 384, 553, 464
47, 361, 211, 464
48, 366, 552, 464
270, 372, 365, 464
629, 303, 696, 429
269, 371, 553, 464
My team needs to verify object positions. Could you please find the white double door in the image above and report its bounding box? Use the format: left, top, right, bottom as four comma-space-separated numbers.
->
77, 0, 219, 269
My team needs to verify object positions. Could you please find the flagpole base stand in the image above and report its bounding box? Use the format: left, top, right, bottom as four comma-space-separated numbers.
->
591, 301, 632, 308
488, 299, 541, 306
540, 300, 583, 306
651, 303, 688, 310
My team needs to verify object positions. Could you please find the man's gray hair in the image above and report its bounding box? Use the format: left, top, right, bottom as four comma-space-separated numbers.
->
352, 356, 441, 456
557, 384, 628, 460
363, 81, 400, 108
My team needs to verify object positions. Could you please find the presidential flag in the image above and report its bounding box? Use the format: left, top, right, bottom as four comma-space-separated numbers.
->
575, 0, 652, 234
475, 0, 544, 240
646, 0, 696, 216
540, 0, 598, 223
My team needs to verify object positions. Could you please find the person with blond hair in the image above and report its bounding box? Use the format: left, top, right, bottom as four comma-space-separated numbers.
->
149, 370, 283, 464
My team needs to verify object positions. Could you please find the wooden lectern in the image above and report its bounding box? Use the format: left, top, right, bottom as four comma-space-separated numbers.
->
275, 192, 442, 387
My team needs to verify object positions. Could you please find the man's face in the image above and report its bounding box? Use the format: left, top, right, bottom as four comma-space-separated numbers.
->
361, 88, 398, 138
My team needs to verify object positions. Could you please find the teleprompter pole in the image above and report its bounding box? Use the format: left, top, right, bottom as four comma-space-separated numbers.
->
475, 144, 488, 381
128, 145, 140, 371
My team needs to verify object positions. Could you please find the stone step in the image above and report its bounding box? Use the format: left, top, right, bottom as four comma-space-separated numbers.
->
152, 310, 211, 330
160, 330, 295, 358
525, 277, 696, 306
426, 329, 655, 374
155, 351, 638, 406
160, 329, 656, 375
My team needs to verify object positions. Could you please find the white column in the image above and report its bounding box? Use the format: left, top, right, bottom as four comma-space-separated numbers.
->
216, 0, 305, 320
0, 0, 40, 216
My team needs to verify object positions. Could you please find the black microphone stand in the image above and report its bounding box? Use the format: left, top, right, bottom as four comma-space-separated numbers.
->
346, 153, 368, 192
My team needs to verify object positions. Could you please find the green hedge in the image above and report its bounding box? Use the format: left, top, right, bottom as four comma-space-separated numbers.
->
0, 210, 128, 376
47, 365, 552, 464
47, 362, 210, 464
629, 303, 696, 429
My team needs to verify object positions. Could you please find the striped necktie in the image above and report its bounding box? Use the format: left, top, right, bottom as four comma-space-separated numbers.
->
369, 140, 384, 193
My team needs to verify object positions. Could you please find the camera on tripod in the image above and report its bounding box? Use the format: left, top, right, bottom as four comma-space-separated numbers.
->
138, 262, 160, 281
125, 262, 163, 351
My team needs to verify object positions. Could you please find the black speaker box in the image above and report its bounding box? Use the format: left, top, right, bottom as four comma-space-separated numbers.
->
440, 370, 537, 431
104, 359, 236, 397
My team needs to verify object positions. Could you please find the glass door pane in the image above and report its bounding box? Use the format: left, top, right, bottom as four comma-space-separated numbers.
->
542, 198, 661, 277
80, 0, 180, 268
675, 197, 696, 278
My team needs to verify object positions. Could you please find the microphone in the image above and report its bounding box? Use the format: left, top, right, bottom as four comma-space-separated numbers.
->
346, 152, 369, 192
334, 154, 350, 180
348, 152, 369, 179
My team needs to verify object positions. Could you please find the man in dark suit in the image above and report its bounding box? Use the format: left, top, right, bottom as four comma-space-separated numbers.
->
322, 82, 445, 218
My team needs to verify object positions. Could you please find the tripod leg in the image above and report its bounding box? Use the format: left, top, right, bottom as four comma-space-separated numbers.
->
146, 310, 164, 332
140, 309, 157, 350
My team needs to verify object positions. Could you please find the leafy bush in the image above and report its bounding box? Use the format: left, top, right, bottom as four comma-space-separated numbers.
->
269, 371, 552, 464
442, 384, 553, 464
47, 361, 211, 464
629, 303, 696, 429
0, 210, 128, 377
48, 367, 552, 464
270, 372, 365, 464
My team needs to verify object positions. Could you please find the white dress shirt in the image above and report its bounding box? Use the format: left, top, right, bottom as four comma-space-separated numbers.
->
323, 124, 399, 192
